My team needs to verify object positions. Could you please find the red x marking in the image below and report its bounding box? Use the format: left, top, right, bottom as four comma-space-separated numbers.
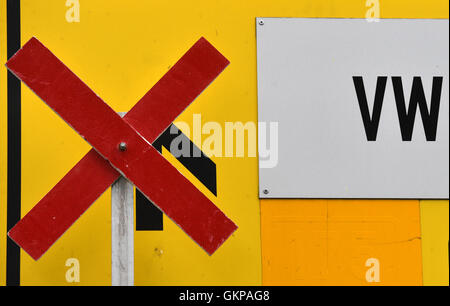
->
7, 37, 237, 260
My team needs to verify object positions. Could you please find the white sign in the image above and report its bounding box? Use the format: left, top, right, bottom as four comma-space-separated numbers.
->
257, 18, 449, 199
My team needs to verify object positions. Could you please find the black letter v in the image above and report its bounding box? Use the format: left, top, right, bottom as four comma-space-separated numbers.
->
353, 76, 388, 141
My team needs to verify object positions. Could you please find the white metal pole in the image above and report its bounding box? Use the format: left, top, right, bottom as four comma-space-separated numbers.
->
111, 112, 134, 286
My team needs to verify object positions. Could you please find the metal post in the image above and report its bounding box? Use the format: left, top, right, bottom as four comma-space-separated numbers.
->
112, 112, 134, 286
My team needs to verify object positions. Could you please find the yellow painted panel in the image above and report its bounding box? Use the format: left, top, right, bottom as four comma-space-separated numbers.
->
0, 0, 447, 286
420, 201, 449, 286
261, 200, 423, 286
0, 0, 7, 287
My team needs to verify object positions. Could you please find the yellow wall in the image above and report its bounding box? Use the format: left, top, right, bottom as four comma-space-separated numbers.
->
0, 0, 448, 286
421, 201, 449, 286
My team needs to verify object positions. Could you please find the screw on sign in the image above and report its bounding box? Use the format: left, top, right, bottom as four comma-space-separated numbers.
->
6, 37, 237, 262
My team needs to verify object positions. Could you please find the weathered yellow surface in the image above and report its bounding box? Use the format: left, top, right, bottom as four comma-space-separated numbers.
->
0, 0, 448, 286
420, 201, 449, 286
261, 200, 423, 286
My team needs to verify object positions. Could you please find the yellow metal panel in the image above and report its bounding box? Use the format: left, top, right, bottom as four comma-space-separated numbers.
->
261, 200, 423, 286
0, 0, 448, 286
382, 0, 448, 17
420, 201, 449, 286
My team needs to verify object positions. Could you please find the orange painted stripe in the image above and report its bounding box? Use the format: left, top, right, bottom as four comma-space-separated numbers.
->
261, 199, 422, 286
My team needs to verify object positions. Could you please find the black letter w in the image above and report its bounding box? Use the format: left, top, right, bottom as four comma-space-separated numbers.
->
392, 77, 443, 141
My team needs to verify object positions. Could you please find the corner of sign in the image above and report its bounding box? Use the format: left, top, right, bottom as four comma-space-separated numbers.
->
7, 231, 43, 261
207, 223, 239, 257
5, 36, 42, 68
256, 17, 265, 27
25, 36, 43, 48
196, 36, 208, 47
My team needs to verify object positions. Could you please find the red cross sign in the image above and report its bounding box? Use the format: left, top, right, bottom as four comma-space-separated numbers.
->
7, 37, 237, 260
